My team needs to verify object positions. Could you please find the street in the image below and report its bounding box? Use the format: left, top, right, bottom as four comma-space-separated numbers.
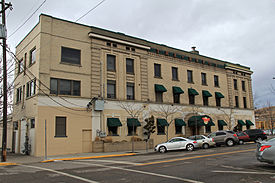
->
0, 143, 275, 183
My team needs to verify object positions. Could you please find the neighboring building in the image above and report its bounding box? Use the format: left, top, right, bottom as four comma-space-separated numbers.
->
255, 106, 275, 129
12, 14, 255, 156
0, 114, 14, 152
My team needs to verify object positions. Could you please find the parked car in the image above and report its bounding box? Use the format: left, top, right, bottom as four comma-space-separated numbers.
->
188, 135, 215, 149
256, 137, 275, 164
236, 132, 250, 144
154, 137, 199, 153
208, 131, 239, 147
244, 129, 267, 142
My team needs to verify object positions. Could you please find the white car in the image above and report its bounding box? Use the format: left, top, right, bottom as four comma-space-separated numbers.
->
154, 137, 198, 153
188, 135, 215, 149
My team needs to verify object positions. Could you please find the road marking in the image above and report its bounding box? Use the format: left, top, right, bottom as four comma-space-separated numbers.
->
72, 161, 204, 183
138, 148, 255, 166
79, 159, 140, 165
220, 165, 244, 170
21, 165, 99, 183
212, 170, 275, 175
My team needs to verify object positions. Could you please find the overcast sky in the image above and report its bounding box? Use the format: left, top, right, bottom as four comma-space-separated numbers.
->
5, 0, 275, 108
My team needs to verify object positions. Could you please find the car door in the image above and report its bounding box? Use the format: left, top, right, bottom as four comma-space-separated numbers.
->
178, 138, 187, 149
215, 132, 227, 143
166, 138, 181, 150
195, 135, 204, 147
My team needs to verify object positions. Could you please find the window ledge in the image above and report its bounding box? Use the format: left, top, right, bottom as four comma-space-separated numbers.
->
188, 81, 194, 84
154, 76, 162, 79
172, 79, 179, 81
157, 133, 166, 135
60, 62, 82, 67
108, 134, 119, 136
54, 136, 67, 138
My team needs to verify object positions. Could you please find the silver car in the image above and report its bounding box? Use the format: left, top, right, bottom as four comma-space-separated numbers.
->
256, 137, 275, 164
155, 137, 199, 153
188, 135, 216, 149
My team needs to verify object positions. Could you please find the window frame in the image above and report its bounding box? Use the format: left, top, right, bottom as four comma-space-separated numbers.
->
203, 96, 209, 106
157, 125, 166, 135
108, 126, 119, 136
187, 70, 193, 83
201, 73, 207, 85
55, 116, 67, 137
235, 96, 239, 108
243, 97, 247, 108
29, 47, 36, 65
107, 80, 116, 99
216, 96, 221, 107
16, 87, 22, 103
233, 79, 238, 90
126, 82, 135, 100
126, 58, 134, 74
61, 46, 81, 65
175, 125, 183, 134
172, 67, 179, 81
214, 75, 219, 87
155, 92, 163, 103
242, 80, 246, 91
107, 54, 116, 72
18, 58, 24, 74
26, 79, 36, 98
154, 63, 161, 78
189, 94, 195, 105
50, 78, 81, 96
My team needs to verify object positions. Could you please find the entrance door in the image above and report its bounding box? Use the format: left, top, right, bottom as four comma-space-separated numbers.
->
82, 129, 92, 153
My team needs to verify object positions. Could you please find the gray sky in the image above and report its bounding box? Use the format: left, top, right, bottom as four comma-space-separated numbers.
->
5, 0, 275, 107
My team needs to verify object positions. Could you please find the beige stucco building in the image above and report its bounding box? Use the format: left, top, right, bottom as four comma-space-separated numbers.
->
12, 14, 255, 156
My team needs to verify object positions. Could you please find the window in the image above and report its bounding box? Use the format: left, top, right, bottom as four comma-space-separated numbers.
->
26, 79, 36, 98
189, 94, 195, 105
242, 81, 246, 91
61, 47, 81, 65
175, 125, 182, 134
107, 80, 116, 99
107, 54, 116, 71
50, 78, 80, 96
157, 125, 165, 135
216, 132, 226, 136
106, 42, 111, 46
243, 97, 247, 108
235, 96, 239, 108
154, 63, 161, 78
214, 75, 219, 87
187, 70, 193, 83
126, 58, 134, 74
18, 59, 24, 74
108, 126, 118, 136
128, 126, 137, 136
13, 122, 18, 130
218, 125, 223, 131
172, 67, 178, 80
234, 79, 238, 90
173, 93, 180, 104
30, 119, 35, 128
216, 97, 221, 107
16, 87, 22, 103
29, 47, 36, 65
205, 125, 211, 133
127, 83, 134, 100
203, 96, 209, 106
55, 117, 66, 137
155, 92, 163, 103
201, 73, 207, 85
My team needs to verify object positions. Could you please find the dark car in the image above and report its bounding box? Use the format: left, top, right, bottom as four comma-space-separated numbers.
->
244, 129, 267, 142
236, 132, 250, 144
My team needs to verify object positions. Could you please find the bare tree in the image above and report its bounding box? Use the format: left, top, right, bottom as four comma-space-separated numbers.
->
152, 104, 182, 141
258, 101, 275, 134
218, 108, 235, 130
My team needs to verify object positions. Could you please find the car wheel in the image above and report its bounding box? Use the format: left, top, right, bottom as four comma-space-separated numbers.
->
202, 143, 209, 149
186, 144, 194, 151
159, 146, 167, 153
226, 139, 234, 147
239, 140, 244, 145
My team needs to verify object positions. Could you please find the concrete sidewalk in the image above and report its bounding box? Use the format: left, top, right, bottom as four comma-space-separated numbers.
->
0, 149, 155, 166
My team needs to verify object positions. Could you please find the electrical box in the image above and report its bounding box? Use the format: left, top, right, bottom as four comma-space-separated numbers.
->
0, 24, 7, 39
94, 100, 104, 111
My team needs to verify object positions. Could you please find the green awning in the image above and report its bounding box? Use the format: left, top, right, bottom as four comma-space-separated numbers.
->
188, 88, 199, 95
215, 92, 224, 98
157, 119, 169, 126
202, 90, 212, 97
175, 119, 186, 126
206, 121, 215, 126
218, 120, 227, 126
238, 120, 246, 126
188, 116, 206, 127
173, 86, 184, 94
245, 120, 254, 126
107, 118, 122, 127
127, 118, 141, 127
155, 84, 167, 92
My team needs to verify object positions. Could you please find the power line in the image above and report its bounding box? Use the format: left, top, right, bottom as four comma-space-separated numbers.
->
8, 0, 46, 38
75, 0, 105, 22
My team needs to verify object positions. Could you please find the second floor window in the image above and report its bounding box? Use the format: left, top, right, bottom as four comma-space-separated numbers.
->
107, 54, 116, 71
16, 87, 22, 103
242, 81, 246, 91
127, 83, 134, 100
172, 67, 178, 80
50, 78, 80, 96
26, 79, 36, 98
214, 75, 219, 87
187, 70, 193, 83
154, 63, 161, 78
189, 94, 195, 105
243, 97, 247, 108
18, 59, 24, 74
107, 80, 116, 99
235, 96, 239, 108
29, 47, 36, 65
126, 58, 134, 74
201, 73, 207, 85
61, 47, 81, 65
234, 79, 238, 90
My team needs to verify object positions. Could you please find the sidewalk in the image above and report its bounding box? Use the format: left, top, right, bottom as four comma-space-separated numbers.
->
0, 149, 155, 166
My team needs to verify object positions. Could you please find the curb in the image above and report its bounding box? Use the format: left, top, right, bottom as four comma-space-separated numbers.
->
41, 153, 137, 163
0, 163, 18, 166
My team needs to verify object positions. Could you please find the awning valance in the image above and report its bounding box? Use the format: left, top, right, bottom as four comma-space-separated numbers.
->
188, 88, 199, 96
155, 84, 167, 92
206, 121, 215, 126
173, 86, 184, 94
218, 120, 227, 126
202, 90, 212, 97
107, 118, 122, 127
188, 115, 212, 127
245, 120, 254, 126
175, 119, 186, 126
127, 118, 141, 127
238, 120, 246, 126
157, 119, 169, 126
215, 92, 224, 98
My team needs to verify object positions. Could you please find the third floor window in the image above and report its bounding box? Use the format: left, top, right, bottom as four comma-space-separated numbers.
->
214, 75, 219, 87
126, 58, 134, 74
187, 70, 193, 83
154, 63, 161, 78
234, 79, 238, 90
107, 54, 116, 71
172, 67, 178, 80
242, 81, 246, 91
61, 47, 81, 65
29, 47, 36, 65
201, 73, 207, 85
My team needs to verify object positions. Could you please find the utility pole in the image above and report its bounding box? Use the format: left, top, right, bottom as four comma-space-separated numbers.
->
1, 0, 12, 162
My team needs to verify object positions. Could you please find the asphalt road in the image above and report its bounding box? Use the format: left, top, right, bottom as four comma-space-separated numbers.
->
1, 143, 275, 183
